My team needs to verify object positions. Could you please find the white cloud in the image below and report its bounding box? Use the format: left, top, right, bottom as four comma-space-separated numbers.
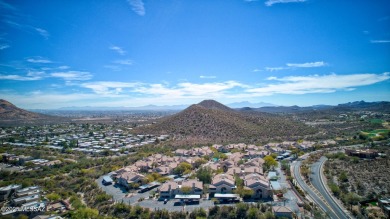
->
109, 46, 126, 55
132, 81, 247, 98
2, 72, 389, 108
0, 44, 10, 50
177, 81, 246, 96
58, 65, 70, 70
370, 40, 390, 43
26, 57, 52, 63
246, 73, 390, 96
50, 71, 92, 81
81, 81, 141, 95
252, 69, 262, 72
265, 67, 288, 72
286, 61, 326, 68
80, 80, 246, 99
27, 71, 45, 78
133, 84, 184, 97
0, 73, 42, 81
127, 0, 145, 16
265, 0, 306, 6
200, 75, 217, 79
35, 28, 49, 39
265, 61, 326, 71
113, 59, 133, 65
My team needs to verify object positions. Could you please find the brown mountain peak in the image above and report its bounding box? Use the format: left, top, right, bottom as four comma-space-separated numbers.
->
196, 100, 232, 111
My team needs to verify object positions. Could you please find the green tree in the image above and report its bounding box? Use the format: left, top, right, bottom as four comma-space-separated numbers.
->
46, 192, 61, 202
339, 171, 348, 182
180, 186, 192, 194
170, 211, 187, 219
189, 208, 207, 219
196, 167, 212, 184
71, 207, 99, 219
329, 183, 341, 197
343, 192, 361, 210
24, 161, 35, 168
174, 162, 193, 175
247, 207, 260, 219
235, 187, 254, 199
235, 202, 248, 218
194, 158, 207, 169
264, 155, 278, 170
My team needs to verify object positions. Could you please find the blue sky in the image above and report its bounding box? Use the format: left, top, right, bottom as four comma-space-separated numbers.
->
0, 0, 389, 109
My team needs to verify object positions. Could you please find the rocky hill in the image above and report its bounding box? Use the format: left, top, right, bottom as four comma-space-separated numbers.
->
135, 100, 317, 144
0, 99, 63, 126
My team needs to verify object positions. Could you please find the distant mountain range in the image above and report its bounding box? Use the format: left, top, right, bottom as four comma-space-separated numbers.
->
134, 100, 316, 145
247, 101, 390, 113
54, 104, 188, 111
31, 100, 389, 112
2, 99, 389, 127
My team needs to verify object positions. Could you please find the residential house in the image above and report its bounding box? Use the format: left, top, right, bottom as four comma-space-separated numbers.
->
244, 151, 266, 159
226, 167, 243, 176
203, 163, 220, 171
378, 197, 390, 218
18, 155, 33, 165
209, 174, 236, 196
175, 149, 189, 157
15, 187, 40, 199
213, 144, 228, 153
112, 166, 138, 178
159, 181, 179, 199
272, 206, 294, 219
180, 179, 203, 196
220, 160, 235, 172
134, 160, 150, 172
244, 174, 272, 199
117, 172, 145, 189
345, 149, 379, 159
0, 184, 21, 201
244, 166, 263, 175
154, 166, 172, 176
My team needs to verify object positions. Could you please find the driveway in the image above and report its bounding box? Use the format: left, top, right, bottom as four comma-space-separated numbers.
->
96, 175, 231, 212
137, 198, 215, 212
275, 165, 301, 217
96, 175, 127, 201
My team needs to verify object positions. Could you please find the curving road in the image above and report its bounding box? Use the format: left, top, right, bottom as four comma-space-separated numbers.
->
310, 157, 350, 219
292, 158, 346, 219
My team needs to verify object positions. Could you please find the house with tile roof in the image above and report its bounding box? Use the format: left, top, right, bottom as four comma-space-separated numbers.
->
209, 174, 236, 196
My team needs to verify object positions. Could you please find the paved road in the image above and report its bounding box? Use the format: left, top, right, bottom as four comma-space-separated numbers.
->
310, 157, 349, 219
275, 165, 301, 217
292, 160, 342, 219
95, 175, 215, 212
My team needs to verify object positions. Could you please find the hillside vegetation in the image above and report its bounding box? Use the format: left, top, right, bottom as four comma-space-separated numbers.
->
135, 100, 317, 144
0, 99, 66, 126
